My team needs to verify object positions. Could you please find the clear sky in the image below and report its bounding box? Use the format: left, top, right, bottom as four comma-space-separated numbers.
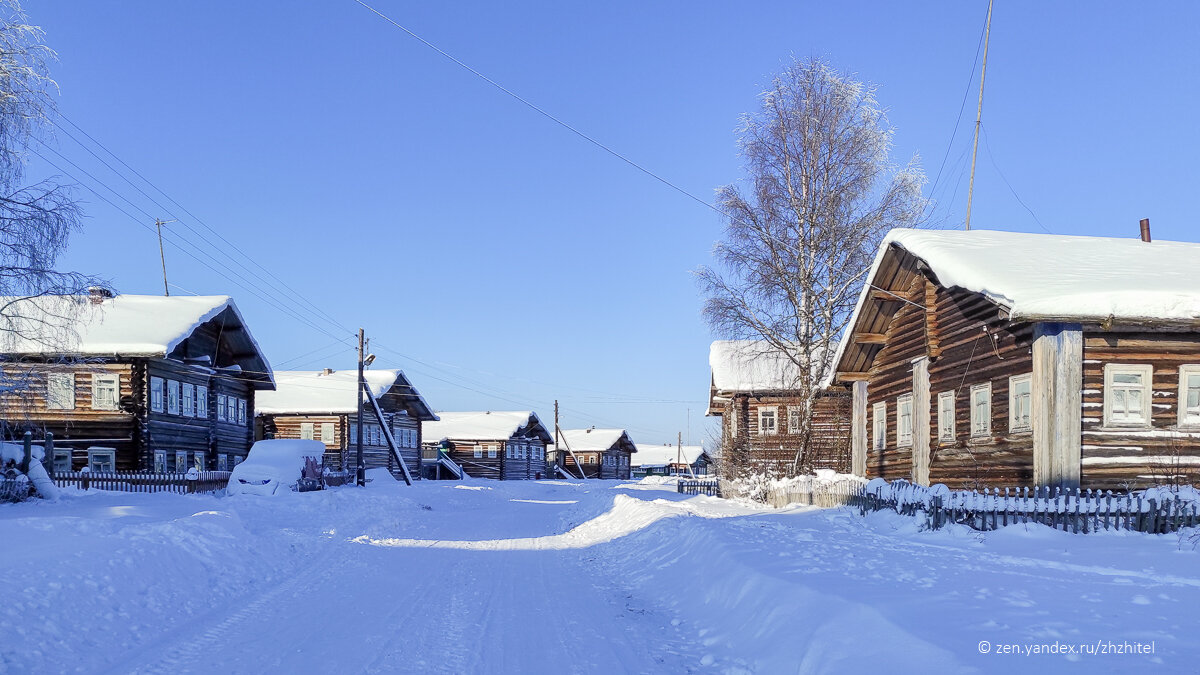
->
21, 1, 1200, 446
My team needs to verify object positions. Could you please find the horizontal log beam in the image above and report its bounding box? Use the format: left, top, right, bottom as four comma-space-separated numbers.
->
853, 332, 888, 345
836, 371, 872, 382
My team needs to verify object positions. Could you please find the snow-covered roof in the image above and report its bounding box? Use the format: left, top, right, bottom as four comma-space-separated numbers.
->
632, 443, 706, 468
709, 340, 807, 393
422, 411, 552, 444
256, 369, 437, 419
880, 229, 1200, 323
0, 294, 273, 386
557, 428, 636, 453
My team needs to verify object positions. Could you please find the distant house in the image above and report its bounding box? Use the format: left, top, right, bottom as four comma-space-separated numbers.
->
421, 411, 552, 480
706, 340, 852, 474
255, 368, 437, 479
556, 428, 637, 479
831, 228, 1200, 491
632, 443, 712, 478
0, 291, 273, 473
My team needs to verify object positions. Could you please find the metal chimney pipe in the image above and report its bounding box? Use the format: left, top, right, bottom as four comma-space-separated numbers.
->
1139, 218, 1152, 243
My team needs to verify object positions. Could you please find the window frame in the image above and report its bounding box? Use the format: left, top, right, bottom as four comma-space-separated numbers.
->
937, 390, 955, 443
217, 453, 229, 472
216, 394, 228, 422
1179, 365, 1200, 429
53, 448, 72, 473
970, 382, 992, 438
757, 406, 778, 437
474, 444, 483, 459
150, 376, 164, 413
321, 422, 335, 443
300, 422, 315, 440
786, 405, 803, 434
488, 445, 497, 459
166, 380, 180, 415
197, 385, 208, 418
91, 374, 120, 411
872, 402, 886, 451
1009, 373, 1033, 433
1103, 363, 1154, 428
175, 450, 188, 473
895, 394, 914, 448
238, 399, 247, 425
182, 383, 195, 417
47, 372, 76, 410
87, 447, 116, 472
194, 452, 206, 472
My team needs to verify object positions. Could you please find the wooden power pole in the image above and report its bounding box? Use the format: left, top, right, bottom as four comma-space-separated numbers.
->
356, 328, 366, 487
155, 218, 176, 296
964, 0, 994, 231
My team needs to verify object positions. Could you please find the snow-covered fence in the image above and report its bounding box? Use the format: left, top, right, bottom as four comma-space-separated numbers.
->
0, 470, 31, 502
677, 480, 721, 497
52, 470, 232, 494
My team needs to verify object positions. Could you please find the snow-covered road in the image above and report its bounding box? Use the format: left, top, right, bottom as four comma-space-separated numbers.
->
3, 476, 1198, 673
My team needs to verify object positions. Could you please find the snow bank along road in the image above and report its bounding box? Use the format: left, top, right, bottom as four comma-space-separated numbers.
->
2, 477, 1198, 674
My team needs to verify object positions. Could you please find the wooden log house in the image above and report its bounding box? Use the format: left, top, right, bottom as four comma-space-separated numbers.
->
421, 411, 552, 480
631, 443, 712, 478
556, 428, 636, 479
255, 368, 437, 479
0, 291, 273, 472
831, 228, 1200, 491
706, 340, 852, 475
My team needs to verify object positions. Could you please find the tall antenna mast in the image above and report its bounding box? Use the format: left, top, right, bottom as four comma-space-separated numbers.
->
964, 0, 994, 231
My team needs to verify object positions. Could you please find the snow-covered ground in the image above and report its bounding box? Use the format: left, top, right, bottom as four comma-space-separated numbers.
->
2, 476, 1197, 674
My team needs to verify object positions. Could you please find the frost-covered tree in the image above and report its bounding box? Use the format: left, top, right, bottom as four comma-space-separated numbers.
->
0, 0, 101, 355
698, 57, 926, 475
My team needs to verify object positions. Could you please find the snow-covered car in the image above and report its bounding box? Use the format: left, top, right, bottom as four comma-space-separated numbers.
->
226, 439, 326, 496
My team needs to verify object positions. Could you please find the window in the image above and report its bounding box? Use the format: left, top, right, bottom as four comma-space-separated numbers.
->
150, 376, 164, 413
300, 422, 315, 440
225, 397, 236, 424
176, 451, 188, 473
238, 399, 247, 425
970, 382, 992, 437
182, 383, 195, 417
47, 373, 75, 410
92, 374, 119, 411
154, 450, 166, 473
488, 445, 497, 459
165, 380, 180, 415
517, 444, 526, 460
233, 455, 244, 467
217, 394, 228, 422
896, 394, 913, 447
937, 391, 955, 442
1009, 374, 1032, 432
1104, 364, 1153, 427
194, 452, 206, 472
787, 406, 802, 434
53, 449, 71, 472
1179, 365, 1200, 427
321, 423, 335, 443
758, 407, 778, 436
217, 454, 229, 471
197, 385, 208, 418
506, 444, 513, 459
474, 444, 483, 459
872, 402, 886, 450
87, 447, 116, 472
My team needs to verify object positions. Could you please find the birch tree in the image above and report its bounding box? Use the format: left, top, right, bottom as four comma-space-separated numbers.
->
698, 57, 925, 475
0, 0, 100, 355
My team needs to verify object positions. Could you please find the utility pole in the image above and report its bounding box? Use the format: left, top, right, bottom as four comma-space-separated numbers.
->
356, 328, 366, 487
155, 219, 176, 296
677, 431, 682, 477
964, 0, 994, 231
554, 399, 560, 474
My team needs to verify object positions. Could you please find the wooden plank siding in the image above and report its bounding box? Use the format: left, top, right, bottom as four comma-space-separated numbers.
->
1079, 331, 1200, 489
718, 389, 852, 474
262, 413, 422, 480
865, 279, 1036, 489
438, 438, 547, 480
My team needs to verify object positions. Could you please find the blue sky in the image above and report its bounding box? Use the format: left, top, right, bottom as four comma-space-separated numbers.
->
22, 1, 1200, 446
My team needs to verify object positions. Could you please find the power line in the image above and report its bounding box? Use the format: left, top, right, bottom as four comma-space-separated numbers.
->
980, 124, 1052, 234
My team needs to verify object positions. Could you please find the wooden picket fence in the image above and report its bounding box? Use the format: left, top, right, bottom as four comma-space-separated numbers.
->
682, 476, 1200, 535
52, 470, 232, 494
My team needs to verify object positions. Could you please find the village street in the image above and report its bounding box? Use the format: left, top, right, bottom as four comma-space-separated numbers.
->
3, 478, 1199, 674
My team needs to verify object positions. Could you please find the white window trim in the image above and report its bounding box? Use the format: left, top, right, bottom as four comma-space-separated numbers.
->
175, 450, 188, 473
895, 394, 914, 448
238, 399, 247, 425
217, 394, 228, 422
1103, 363, 1154, 429
154, 450, 166, 473
300, 422, 315, 440
970, 382, 992, 438
182, 383, 195, 417
217, 454, 229, 471
937, 391, 955, 442
488, 445, 497, 459
321, 422, 335, 443
757, 406, 779, 437
1009, 373, 1033, 433
197, 385, 208, 418
91, 374, 120, 411
872, 402, 886, 451
53, 448, 71, 472
1178, 365, 1200, 429
786, 406, 802, 434
166, 380, 180, 415
474, 444, 483, 459
88, 447, 116, 472
150, 376, 164, 413
47, 372, 76, 410
194, 452, 206, 472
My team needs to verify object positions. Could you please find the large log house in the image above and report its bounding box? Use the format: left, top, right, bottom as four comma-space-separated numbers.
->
255, 368, 438, 479
421, 411, 552, 480
0, 291, 273, 473
556, 428, 636, 479
831, 228, 1200, 491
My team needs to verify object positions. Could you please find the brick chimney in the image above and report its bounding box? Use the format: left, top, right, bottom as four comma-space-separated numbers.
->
88, 287, 113, 304
320, 368, 334, 376
1139, 218, 1152, 243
